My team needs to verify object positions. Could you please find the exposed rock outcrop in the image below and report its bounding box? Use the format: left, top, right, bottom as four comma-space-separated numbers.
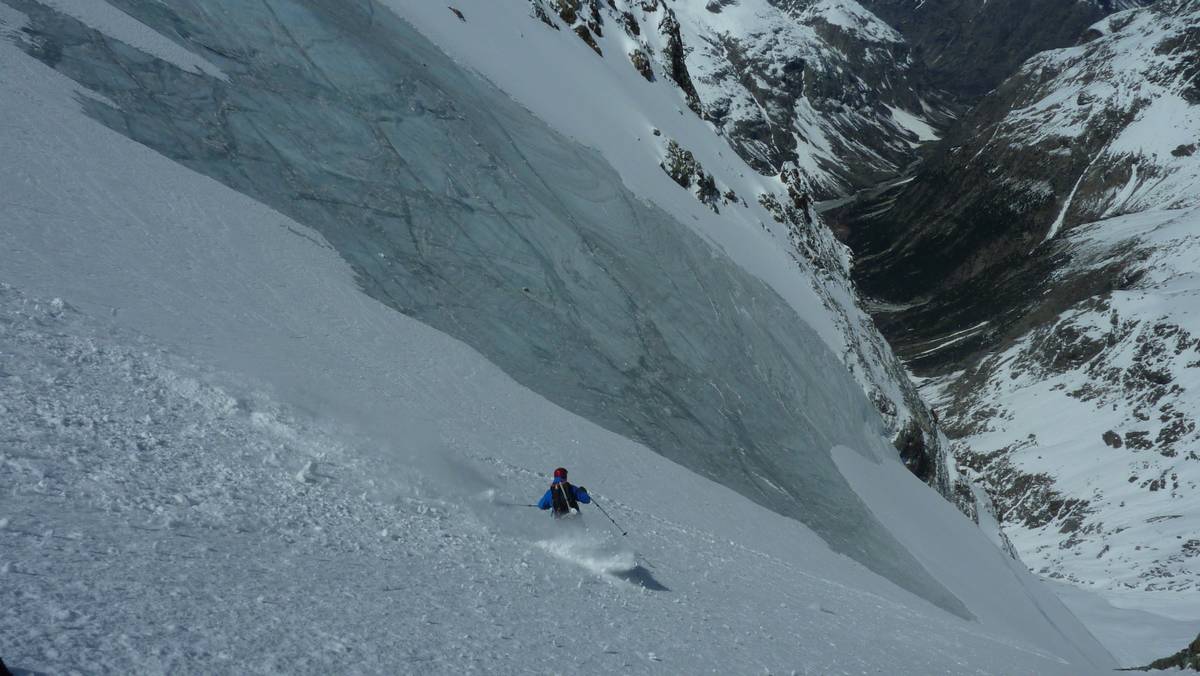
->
1131, 633, 1200, 671
528, 0, 949, 199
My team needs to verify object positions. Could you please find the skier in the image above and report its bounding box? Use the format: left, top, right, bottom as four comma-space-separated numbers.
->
537, 467, 591, 518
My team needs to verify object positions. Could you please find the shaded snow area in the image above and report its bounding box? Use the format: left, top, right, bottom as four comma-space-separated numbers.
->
1051, 581, 1200, 668
925, 207, 1200, 667
0, 0, 1114, 673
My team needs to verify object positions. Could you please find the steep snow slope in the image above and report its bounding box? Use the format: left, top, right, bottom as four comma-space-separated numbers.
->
399, 0, 965, 522
0, 281, 1104, 675
2, 0, 958, 548
0, 1, 1115, 673
4, 0, 924, 585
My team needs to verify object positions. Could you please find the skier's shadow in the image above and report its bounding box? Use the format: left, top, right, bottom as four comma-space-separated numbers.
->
610, 565, 669, 591
4, 662, 50, 676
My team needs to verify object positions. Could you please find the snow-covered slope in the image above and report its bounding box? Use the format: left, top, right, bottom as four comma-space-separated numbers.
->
0, 0, 1115, 672
0, 278, 1106, 675
397, 0, 965, 535
2, 0, 958, 534
669, 0, 947, 197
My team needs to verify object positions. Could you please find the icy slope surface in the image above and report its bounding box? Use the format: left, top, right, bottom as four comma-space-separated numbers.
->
395, 0, 964, 530
0, 0, 963, 608
0, 2, 1115, 671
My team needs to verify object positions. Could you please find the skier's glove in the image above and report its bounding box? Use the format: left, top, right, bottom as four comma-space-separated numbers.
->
577, 486, 587, 493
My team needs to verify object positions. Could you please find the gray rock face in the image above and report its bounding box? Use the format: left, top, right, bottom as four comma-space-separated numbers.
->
3, 0, 970, 616
1135, 632, 1200, 671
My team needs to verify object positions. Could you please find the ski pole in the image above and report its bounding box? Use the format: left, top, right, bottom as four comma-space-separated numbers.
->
591, 499, 627, 536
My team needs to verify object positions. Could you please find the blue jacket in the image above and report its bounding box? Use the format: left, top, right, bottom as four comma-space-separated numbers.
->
538, 478, 591, 510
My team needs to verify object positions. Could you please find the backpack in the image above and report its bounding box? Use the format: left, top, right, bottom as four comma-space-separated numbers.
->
549, 481, 579, 517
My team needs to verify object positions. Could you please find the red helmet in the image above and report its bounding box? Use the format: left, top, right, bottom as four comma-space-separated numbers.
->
553, 467, 568, 479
